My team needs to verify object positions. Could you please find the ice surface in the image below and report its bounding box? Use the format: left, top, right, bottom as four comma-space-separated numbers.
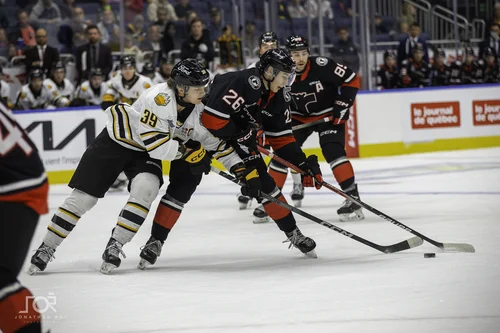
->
20, 148, 500, 333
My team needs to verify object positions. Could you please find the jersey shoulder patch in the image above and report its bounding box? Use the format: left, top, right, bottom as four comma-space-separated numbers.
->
248, 75, 261, 90
315, 57, 329, 66
154, 93, 171, 106
144, 82, 151, 89
81, 86, 87, 92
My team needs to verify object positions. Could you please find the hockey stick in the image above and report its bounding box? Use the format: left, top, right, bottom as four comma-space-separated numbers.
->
211, 166, 422, 254
257, 146, 476, 253
292, 116, 333, 131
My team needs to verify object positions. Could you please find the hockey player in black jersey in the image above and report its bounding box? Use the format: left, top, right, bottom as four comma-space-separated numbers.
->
429, 48, 451, 86
202, 48, 322, 257
399, 43, 431, 88
482, 47, 500, 83
0, 103, 48, 332
461, 47, 485, 84
262, 35, 363, 222
376, 50, 399, 90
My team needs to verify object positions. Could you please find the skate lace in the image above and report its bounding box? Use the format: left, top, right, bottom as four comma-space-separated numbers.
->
283, 229, 306, 250
291, 183, 304, 195
140, 239, 162, 256
37, 245, 56, 262
106, 241, 126, 259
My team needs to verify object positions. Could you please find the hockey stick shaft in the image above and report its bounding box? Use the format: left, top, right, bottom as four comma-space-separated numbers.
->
291, 116, 333, 131
257, 146, 475, 253
211, 166, 422, 254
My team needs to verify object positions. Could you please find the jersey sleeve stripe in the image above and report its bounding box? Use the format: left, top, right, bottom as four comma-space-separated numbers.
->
146, 135, 171, 152
342, 74, 360, 88
119, 105, 134, 140
344, 72, 356, 83
201, 110, 230, 131
213, 147, 234, 159
143, 133, 169, 146
140, 130, 169, 138
109, 105, 144, 150
204, 106, 230, 119
264, 129, 293, 137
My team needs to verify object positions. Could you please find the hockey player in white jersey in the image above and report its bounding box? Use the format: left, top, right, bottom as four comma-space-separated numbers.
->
141, 61, 164, 84
43, 61, 75, 101
72, 68, 108, 106
101, 56, 153, 110
0, 65, 11, 108
27, 59, 250, 275
14, 69, 69, 110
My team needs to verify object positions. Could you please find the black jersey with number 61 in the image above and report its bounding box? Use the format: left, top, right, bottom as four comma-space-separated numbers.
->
290, 56, 359, 124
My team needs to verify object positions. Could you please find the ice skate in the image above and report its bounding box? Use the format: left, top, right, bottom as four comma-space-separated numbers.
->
284, 227, 317, 258
252, 204, 270, 223
237, 193, 252, 210
100, 238, 126, 274
337, 184, 365, 222
290, 183, 304, 207
138, 236, 164, 270
27, 243, 56, 275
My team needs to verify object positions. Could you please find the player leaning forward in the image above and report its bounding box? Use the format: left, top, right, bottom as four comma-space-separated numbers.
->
202, 48, 323, 257
27, 59, 241, 275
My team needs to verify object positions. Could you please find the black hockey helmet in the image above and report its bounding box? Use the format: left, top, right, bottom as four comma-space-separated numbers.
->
483, 47, 495, 58
413, 43, 425, 54
141, 62, 155, 75
29, 68, 44, 81
52, 60, 65, 72
259, 48, 296, 81
120, 55, 136, 68
464, 46, 475, 56
285, 35, 309, 52
435, 48, 446, 58
259, 31, 279, 47
384, 49, 397, 59
171, 59, 210, 106
89, 68, 103, 77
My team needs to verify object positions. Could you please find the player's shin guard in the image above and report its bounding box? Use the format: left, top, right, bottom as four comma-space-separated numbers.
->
28, 189, 98, 275
0, 281, 41, 333
253, 161, 288, 223
138, 194, 184, 270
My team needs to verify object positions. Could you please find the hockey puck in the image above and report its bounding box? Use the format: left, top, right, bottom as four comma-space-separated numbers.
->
424, 253, 436, 258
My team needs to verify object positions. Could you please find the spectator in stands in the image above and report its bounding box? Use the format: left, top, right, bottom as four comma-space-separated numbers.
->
154, 8, 170, 32
140, 24, 163, 66
207, 7, 223, 40
180, 17, 214, 69
148, 0, 178, 22
123, 34, 143, 61
0, 65, 11, 108
330, 27, 360, 72
175, 0, 194, 20
97, 0, 112, 22
57, 24, 77, 54
158, 56, 173, 81
0, 28, 8, 58
72, 25, 87, 48
97, 9, 119, 46
374, 13, 389, 34
58, 0, 76, 20
397, 2, 415, 28
288, 0, 307, 19
309, 0, 334, 20
397, 22, 429, 67
277, 0, 291, 21
71, 7, 89, 34
8, 10, 36, 47
335, 0, 352, 17
479, 23, 499, 59
245, 21, 259, 53
161, 22, 177, 57
24, 28, 60, 75
76, 25, 113, 81
0, 4, 8, 29
125, 0, 144, 22
492, 3, 500, 26
29, 0, 62, 26
183, 10, 198, 36
398, 22, 409, 34
126, 14, 147, 44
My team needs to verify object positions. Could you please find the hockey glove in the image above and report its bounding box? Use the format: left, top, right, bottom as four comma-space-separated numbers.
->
332, 99, 351, 124
231, 163, 263, 202
178, 140, 211, 175
299, 155, 323, 190
235, 124, 259, 153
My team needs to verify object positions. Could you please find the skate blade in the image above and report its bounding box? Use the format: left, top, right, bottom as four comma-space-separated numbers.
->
292, 199, 302, 208
253, 216, 270, 224
305, 250, 318, 258
100, 262, 118, 274
137, 259, 151, 270
339, 209, 365, 222
239, 201, 252, 210
27, 264, 41, 275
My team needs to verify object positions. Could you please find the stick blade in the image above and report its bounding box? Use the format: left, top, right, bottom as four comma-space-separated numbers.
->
441, 243, 476, 253
384, 236, 423, 253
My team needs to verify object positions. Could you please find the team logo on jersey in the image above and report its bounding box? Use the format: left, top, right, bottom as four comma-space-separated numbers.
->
316, 57, 328, 66
248, 75, 261, 90
144, 83, 151, 89
283, 86, 291, 102
154, 93, 171, 106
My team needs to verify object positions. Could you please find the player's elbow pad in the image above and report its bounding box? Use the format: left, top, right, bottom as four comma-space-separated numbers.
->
339, 86, 358, 104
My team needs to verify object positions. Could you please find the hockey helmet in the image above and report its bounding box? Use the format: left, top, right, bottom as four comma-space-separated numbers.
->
285, 35, 309, 53
259, 31, 279, 47
89, 68, 103, 77
483, 47, 495, 58
120, 56, 136, 69
413, 43, 425, 54
141, 62, 155, 75
435, 48, 446, 58
172, 59, 210, 87
384, 49, 397, 59
259, 48, 296, 81
464, 46, 475, 56
29, 68, 44, 81
52, 61, 65, 72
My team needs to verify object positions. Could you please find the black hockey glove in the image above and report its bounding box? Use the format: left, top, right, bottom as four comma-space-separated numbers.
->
234, 124, 259, 153
231, 162, 263, 202
177, 139, 211, 175
332, 99, 351, 124
298, 155, 323, 190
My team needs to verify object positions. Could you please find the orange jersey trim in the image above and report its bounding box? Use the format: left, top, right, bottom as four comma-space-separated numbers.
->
0, 181, 48, 215
201, 111, 229, 131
